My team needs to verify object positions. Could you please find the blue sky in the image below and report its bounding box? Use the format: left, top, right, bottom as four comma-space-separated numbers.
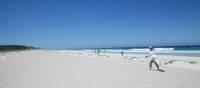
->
0, 0, 200, 49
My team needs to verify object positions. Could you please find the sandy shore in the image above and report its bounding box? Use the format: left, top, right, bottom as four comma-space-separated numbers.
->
0, 50, 200, 88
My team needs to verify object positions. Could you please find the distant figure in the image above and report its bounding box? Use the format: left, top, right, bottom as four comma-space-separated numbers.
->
145, 47, 160, 71
97, 49, 100, 56
94, 49, 97, 54
121, 51, 124, 56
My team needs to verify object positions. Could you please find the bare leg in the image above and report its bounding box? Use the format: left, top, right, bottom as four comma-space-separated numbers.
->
149, 59, 154, 70
153, 60, 160, 70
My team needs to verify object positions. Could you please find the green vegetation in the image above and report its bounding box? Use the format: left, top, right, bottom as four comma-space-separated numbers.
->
0, 45, 38, 51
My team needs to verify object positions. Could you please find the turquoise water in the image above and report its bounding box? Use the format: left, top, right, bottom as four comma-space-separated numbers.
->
88, 45, 200, 57
98, 45, 200, 51
70, 45, 200, 57
174, 46, 200, 51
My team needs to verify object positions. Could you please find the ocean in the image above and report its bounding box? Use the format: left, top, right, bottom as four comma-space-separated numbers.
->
80, 45, 200, 57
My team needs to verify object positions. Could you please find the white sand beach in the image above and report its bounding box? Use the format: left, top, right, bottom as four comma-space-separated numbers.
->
0, 50, 200, 88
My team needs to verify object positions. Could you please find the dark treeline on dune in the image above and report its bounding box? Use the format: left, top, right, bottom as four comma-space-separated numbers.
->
0, 45, 38, 51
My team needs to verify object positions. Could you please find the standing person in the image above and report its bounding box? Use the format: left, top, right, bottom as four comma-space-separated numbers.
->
97, 49, 100, 56
145, 47, 160, 71
94, 49, 96, 54
121, 51, 124, 56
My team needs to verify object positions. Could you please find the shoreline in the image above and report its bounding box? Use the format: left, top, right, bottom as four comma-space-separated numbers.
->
103, 52, 200, 57
62, 49, 200, 57
60, 49, 200, 58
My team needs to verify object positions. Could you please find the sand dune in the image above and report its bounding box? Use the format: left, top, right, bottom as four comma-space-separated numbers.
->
0, 50, 200, 88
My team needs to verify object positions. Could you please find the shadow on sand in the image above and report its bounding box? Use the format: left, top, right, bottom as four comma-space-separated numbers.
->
158, 69, 165, 72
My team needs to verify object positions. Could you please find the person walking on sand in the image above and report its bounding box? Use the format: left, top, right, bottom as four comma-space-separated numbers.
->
121, 51, 124, 56
97, 49, 100, 56
94, 50, 96, 54
145, 47, 160, 71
